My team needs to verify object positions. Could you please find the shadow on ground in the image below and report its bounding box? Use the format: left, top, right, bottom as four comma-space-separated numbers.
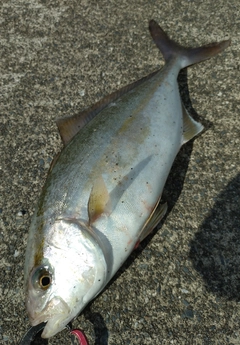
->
85, 312, 109, 345
189, 173, 240, 301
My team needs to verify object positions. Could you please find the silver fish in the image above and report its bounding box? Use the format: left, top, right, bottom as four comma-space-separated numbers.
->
24, 20, 230, 338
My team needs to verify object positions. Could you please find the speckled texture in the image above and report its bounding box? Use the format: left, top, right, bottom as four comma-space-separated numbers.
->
0, 1, 239, 344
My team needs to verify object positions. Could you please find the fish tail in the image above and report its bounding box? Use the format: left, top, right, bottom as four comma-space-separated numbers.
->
149, 20, 230, 69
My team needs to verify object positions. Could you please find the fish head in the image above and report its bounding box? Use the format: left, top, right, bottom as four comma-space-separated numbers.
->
25, 218, 107, 338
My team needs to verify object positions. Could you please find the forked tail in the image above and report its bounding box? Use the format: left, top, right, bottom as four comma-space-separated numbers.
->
149, 20, 230, 69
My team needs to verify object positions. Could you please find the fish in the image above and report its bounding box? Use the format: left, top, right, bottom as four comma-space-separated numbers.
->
24, 20, 230, 338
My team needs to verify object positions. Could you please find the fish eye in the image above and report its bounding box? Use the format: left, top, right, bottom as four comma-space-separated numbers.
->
31, 266, 52, 290
39, 274, 51, 289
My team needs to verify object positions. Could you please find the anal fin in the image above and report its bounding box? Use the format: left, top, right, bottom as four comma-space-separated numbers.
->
182, 103, 204, 144
139, 200, 168, 242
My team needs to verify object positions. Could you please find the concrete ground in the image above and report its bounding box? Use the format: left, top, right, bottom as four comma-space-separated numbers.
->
0, 0, 239, 344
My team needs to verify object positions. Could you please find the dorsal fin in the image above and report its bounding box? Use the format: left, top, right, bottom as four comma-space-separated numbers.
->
56, 70, 159, 145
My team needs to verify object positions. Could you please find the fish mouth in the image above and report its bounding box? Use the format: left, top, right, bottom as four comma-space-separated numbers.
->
27, 296, 71, 338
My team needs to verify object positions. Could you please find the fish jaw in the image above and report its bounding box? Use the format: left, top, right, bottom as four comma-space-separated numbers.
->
27, 295, 71, 338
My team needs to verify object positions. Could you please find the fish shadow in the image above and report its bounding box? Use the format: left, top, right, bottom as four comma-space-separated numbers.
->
30, 335, 48, 345
83, 68, 210, 343
189, 173, 240, 301
85, 311, 109, 345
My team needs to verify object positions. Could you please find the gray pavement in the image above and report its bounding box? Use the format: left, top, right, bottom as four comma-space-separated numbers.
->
0, 0, 239, 344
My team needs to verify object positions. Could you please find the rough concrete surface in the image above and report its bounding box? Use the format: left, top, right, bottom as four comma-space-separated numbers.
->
0, 0, 239, 344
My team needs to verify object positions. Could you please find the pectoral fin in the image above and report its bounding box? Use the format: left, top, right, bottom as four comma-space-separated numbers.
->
88, 176, 110, 224
139, 200, 168, 242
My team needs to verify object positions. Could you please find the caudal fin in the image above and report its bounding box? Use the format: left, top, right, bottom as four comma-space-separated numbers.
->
149, 20, 231, 69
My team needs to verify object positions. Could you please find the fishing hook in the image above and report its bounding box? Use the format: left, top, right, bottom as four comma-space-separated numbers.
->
19, 322, 89, 345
